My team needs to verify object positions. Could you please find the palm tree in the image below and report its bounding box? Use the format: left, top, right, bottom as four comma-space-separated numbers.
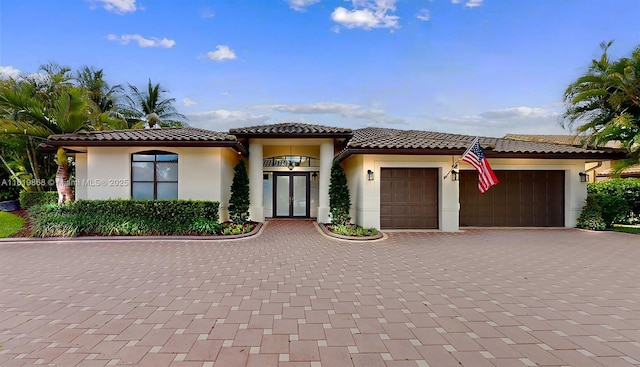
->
122, 79, 187, 128
564, 41, 640, 172
76, 66, 128, 130
0, 67, 101, 202
0, 82, 99, 204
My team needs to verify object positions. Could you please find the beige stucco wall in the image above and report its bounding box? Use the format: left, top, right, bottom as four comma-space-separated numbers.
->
74, 153, 88, 200
81, 146, 239, 221
343, 155, 588, 231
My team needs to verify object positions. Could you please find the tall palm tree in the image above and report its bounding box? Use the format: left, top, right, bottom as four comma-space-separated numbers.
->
123, 79, 187, 128
564, 41, 640, 172
76, 66, 128, 130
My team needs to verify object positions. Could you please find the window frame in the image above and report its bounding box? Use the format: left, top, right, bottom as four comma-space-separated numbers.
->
131, 150, 178, 200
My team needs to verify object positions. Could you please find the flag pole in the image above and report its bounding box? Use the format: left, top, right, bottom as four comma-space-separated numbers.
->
443, 137, 479, 179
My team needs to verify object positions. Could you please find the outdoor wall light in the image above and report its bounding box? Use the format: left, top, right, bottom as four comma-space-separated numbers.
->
451, 169, 459, 181
579, 172, 588, 183
288, 161, 294, 171
367, 169, 374, 181
312, 172, 318, 181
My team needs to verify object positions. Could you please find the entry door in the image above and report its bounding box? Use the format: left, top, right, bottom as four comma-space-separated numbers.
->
273, 173, 310, 218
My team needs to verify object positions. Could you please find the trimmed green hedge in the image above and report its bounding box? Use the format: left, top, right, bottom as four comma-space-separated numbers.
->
30, 199, 222, 237
19, 191, 58, 209
577, 178, 640, 230
587, 178, 640, 218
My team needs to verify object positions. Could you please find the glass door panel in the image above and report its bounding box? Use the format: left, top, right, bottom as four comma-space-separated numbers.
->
276, 175, 290, 216
292, 175, 307, 216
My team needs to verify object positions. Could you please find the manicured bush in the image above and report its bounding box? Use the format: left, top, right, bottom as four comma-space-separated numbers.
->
72, 199, 220, 223
587, 178, 640, 223
228, 159, 250, 224
576, 193, 628, 230
29, 199, 221, 237
329, 223, 378, 237
19, 191, 58, 209
576, 195, 606, 230
329, 160, 351, 225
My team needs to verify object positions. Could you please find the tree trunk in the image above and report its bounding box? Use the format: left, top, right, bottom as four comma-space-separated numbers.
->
55, 148, 74, 205
55, 162, 73, 205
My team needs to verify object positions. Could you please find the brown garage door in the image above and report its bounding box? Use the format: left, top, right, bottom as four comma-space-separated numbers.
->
380, 168, 438, 229
459, 170, 564, 227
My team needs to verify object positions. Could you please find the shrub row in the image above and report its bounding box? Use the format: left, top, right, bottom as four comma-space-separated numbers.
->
29, 199, 222, 237
19, 191, 58, 209
577, 178, 640, 230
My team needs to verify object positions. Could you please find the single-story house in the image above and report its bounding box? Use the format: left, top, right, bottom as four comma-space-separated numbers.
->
45, 122, 623, 231
503, 134, 638, 182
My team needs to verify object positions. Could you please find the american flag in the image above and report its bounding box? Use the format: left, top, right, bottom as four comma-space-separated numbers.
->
461, 138, 499, 193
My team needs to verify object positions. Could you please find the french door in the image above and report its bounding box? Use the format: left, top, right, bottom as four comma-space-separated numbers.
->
273, 172, 310, 218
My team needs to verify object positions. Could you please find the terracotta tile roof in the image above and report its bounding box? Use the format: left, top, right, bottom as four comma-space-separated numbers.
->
45, 127, 246, 153
47, 127, 237, 144
229, 122, 352, 137
597, 164, 640, 177
504, 134, 623, 149
503, 134, 585, 146
339, 127, 623, 159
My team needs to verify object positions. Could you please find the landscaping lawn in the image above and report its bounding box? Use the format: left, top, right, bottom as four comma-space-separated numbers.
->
0, 212, 24, 238
612, 224, 640, 235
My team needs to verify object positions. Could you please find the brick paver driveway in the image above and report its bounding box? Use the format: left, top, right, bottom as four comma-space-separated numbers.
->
1, 221, 639, 367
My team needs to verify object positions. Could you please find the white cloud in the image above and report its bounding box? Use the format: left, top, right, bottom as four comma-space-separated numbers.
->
331, 0, 399, 30
416, 8, 430, 21
187, 110, 270, 130
0, 65, 21, 80
183, 98, 197, 107
220, 91, 231, 96
206, 45, 237, 61
256, 102, 360, 115
90, 0, 137, 13
479, 106, 559, 120
254, 102, 405, 125
107, 34, 175, 48
427, 105, 564, 136
465, 0, 484, 7
286, 0, 321, 11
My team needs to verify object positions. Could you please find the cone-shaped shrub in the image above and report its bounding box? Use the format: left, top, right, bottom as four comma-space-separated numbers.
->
229, 159, 250, 224
329, 160, 351, 225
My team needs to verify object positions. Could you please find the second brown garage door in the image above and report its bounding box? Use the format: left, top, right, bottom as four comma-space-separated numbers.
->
459, 170, 564, 227
380, 168, 438, 229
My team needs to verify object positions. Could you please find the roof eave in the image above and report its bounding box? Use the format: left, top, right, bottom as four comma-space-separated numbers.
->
43, 140, 248, 155
231, 132, 353, 139
337, 148, 626, 162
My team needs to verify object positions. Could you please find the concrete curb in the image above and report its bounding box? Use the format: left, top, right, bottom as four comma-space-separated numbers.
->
0, 222, 265, 243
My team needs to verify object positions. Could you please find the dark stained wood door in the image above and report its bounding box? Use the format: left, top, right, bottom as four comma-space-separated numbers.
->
459, 170, 564, 227
380, 168, 438, 229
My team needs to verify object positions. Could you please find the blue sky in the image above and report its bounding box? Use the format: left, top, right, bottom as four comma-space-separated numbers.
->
1, 0, 639, 137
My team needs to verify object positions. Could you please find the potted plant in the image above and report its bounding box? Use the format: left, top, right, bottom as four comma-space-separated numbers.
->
0, 191, 20, 212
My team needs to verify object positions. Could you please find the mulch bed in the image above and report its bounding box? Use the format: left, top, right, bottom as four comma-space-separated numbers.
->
9, 210, 30, 238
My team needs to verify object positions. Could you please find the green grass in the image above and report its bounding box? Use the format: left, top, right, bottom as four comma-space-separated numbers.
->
612, 224, 640, 235
0, 212, 25, 238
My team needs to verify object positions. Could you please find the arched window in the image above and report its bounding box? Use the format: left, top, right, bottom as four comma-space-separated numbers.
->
131, 151, 178, 200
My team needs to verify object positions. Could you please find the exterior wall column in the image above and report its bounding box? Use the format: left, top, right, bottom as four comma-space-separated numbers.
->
317, 142, 334, 223
441, 165, 460, 232
248, 141, 264, 222
74, 153, 88, 200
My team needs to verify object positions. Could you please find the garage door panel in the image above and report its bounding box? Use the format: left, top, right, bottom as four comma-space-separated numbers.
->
380, 168, 438, 229
460, 170, 564, 227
